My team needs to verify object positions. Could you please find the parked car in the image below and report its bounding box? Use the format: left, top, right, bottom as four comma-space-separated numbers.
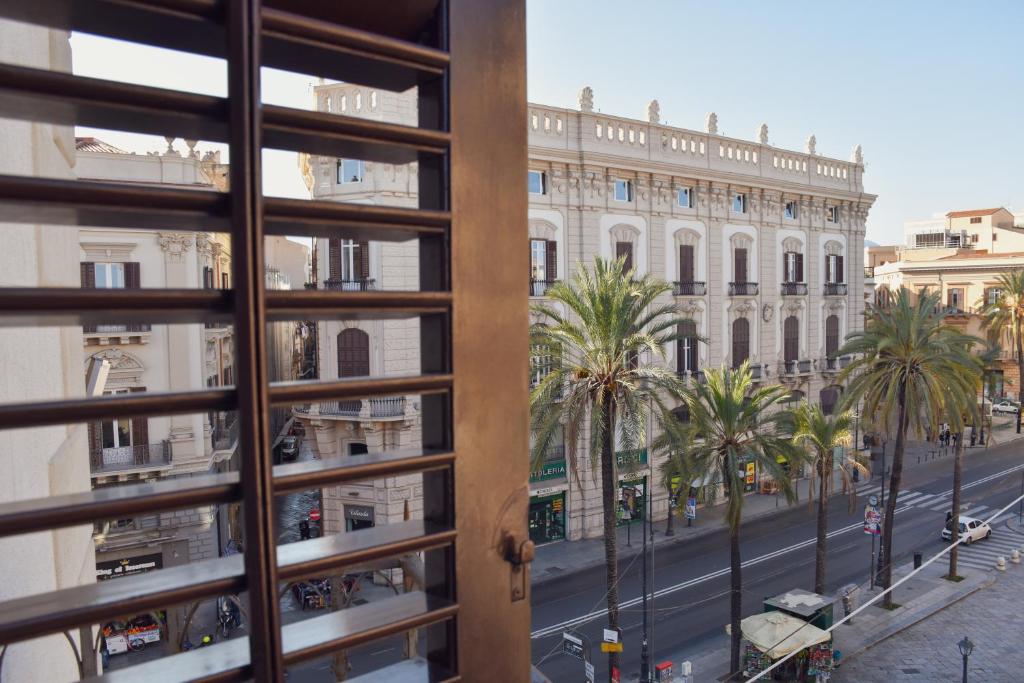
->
992, 399, 1020, 415
280, 435, 299, 461
941, 515, 992, 544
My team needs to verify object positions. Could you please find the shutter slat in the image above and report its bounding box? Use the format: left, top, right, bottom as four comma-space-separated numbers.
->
545, 240, 557, 281
329, 238, 342, 279
679, 244, 694, 282
837, 255, 845, 283
795, 252, 804, 282
735, 248, 747, 283
358, 240, 370, 280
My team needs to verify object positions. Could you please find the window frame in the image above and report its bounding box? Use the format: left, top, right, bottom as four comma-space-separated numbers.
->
784, 201, 798, 220
732, 192, 747, 214
528, 170, 546, 195
337, 158, 365, 184
613, 178, 633, 202
827, 205, 839, 223
677, 186, 691, 209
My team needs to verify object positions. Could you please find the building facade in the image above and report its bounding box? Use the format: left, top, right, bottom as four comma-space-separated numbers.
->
873, 207, 1024, 401
526, 91, 875, 541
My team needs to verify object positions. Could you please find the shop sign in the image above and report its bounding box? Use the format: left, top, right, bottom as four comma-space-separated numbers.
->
745, 462, 756, 485
345, 505, 375, 522
615, 448, 648, 468
530, 460, 567, 483
863, 503, 881, 535
531, 485, 566, 498
562, 632, 585, 660
97, 553, 162, 581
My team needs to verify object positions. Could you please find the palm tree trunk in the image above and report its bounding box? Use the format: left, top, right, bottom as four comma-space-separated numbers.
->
814, 451, 829, 594
949, 434, 963, 578
600, 399, 620, 680
728, 522, 743, 675
882, 383, 909, 607
1016, 318, 1023, 434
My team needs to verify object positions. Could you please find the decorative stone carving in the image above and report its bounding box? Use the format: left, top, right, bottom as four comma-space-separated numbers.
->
164, 136, 180, 157
647, 99, 660, 124
805, 135, 817, 155
705, 112, 718, 135
851, 144, 863, 164
578, 86, 594, 112
762, 304, 774, 322
185, 139, 198, 158
758, 124, 769, 145
195, 233, 213, 257
158, 232, 195, 263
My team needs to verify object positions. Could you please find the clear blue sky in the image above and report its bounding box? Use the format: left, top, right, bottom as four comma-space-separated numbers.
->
527, 0, 1024, 243
72, 1, 1024, 245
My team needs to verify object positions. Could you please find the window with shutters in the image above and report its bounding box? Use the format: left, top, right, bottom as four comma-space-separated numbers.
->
783, 316, 799, 364
783, 251, 804, 283
732, 318, 750, 367
947, 287, 965, 312
986, 287, 1003, 306
677, 320, 698, 374
529, 239, 557, 295
616, 241, 634, 272
679, 244, 695, 283
327, 239, 371, 289
826, 254, 845, 283
734, 247, 748, 283
970, 216, 982, 224
821, 386, 842, 415
825, 315, 840, 358
95, 263, 126, 289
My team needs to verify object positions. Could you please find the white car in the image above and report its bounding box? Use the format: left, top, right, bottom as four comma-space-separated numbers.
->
941, 515, 992, 544
992, 399, 1020, 415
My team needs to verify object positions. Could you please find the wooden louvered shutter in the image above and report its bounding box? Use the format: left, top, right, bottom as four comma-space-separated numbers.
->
679, 244, 694, 282
358, 240, 370, 280
88, 422, 103, 469
80, 262, 95, 288
616, 241, 633, 272
826, 315, 839, 357
837, 255, 845, 283
826, 256, 833, 283
125, 262, 140, 288
545, 240, 557, 281
328, 238, 341, 279
734, 248, 747, 283
784, 316, 799, 362
129, 387, 148, 464
795, 253, 804, 282
732, 318, 749, 367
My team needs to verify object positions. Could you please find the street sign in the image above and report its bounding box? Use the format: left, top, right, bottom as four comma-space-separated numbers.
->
562, 632, 585, 661
611, 666, 621, 683
601, 642, 624, 653
685, 497, 697, 520
309, 508, 321, 522
863, 503, 881, 535
603, 628, 618, 643
585, 661, 595, 683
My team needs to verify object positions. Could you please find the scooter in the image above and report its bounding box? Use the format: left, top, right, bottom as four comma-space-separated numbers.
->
217, 596, 242, 637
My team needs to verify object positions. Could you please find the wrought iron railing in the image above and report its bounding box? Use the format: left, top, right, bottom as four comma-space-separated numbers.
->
529, 279, 558, 296
780, 282, 807, 296
728, 282, 758, 296
323, 278, 377, 291
673, 281, 707, 296
90, 441, 170, 474
824, 283, 848, 296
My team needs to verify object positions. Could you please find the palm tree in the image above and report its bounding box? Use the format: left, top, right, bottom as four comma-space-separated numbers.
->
839, 288, 979, 606
978, 269, 1024, 433
656, 362, 800, 676
530, 256, 690, 680
782, 403, 864, 594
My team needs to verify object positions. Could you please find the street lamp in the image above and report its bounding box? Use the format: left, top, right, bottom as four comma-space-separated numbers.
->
957, 635, 974, 683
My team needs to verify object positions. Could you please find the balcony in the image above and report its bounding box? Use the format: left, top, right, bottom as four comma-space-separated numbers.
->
676, 369, 706, 384
529, 279, 559, 297
780, 282, 808, 296
83, 322, 152, 346
781, 359, 813, 377
673, 281, 707, 296
823, 356, 853, 373
823, 283, 848, 296
728, 282, 759, 296
293, 397, 407, 421
90, 441, 171, 478
323, 278, 377, 291
211, 415, 238, 451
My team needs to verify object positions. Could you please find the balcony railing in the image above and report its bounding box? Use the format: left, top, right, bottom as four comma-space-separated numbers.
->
294, 397, 407, 419
780, 282, 807, 296
823, 356, 853, 372
212, 416, 239, 450
823, 283, 848, 296
728, 282, 759, 296
323, 278, 377, 291
529, 279, 559, 297
673, 281, 707, 296
782, 359, 813, 376
83, 322, 152, 334
90, 441, 170, 474
676, 369, 706, 384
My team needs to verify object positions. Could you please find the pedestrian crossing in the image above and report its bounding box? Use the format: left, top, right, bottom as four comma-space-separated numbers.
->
950, 533, 1024, 571
856, 483, 1002, 519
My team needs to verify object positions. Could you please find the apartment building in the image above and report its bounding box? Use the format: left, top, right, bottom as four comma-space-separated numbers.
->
527, 91, 875, 542
873, 207, 1024, 399
294, 83, 423, 537
0, 19, 97, 681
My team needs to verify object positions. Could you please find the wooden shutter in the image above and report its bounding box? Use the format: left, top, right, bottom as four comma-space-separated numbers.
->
678, 320, 697, 372
732, 318, 749, 367
795, 253, 804, 282
357, 240, 369, 280
87, 421, 103, 469
679, 244, 694, 282
80, 262, 95, 288
545, 240, 557, 281
125, 262, 141, 288
734, 248, 747, 283
783, 316, 799, 362
328, 238, 341, 279
836, 255, 845, 283
337, 328, 370, 378
826, 315, 839, 357
129, 387, 149, 464
615, 241, 633, 272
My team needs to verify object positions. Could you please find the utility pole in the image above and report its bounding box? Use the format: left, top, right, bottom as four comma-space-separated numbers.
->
876, 441, 886, 580
640, 483, 650, 682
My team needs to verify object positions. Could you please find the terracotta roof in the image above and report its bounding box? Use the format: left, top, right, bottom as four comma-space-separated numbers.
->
75, 137, 131, 154
945, 208, 1004, 218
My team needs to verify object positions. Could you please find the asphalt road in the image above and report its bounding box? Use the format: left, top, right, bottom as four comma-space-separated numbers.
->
531, 438, 1024, 683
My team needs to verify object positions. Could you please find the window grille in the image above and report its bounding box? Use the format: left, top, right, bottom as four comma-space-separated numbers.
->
0, 1, 530, 680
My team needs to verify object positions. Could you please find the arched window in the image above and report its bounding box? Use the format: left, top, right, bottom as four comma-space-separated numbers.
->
783, 316, 799, 363
820, 386, 841, 416
732, 318, 750, 368
337, 329, 370, 378
825, 315, 840, 358
677, 320, 698, 374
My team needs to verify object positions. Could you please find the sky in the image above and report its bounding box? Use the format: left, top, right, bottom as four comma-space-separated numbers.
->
71, 0, 1024, 244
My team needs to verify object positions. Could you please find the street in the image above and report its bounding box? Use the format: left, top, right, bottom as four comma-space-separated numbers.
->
531, 436, 1024, 682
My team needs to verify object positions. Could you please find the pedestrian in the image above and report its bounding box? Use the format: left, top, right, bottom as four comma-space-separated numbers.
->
970, 426, 976, 447
299, 518, 310, 540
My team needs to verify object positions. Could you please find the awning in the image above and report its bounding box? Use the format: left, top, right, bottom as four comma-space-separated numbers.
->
740, 612, 830, 659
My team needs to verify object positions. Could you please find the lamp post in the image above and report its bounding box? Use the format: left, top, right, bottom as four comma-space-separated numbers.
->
957, 635, 974, 682
979, 371, 986, 445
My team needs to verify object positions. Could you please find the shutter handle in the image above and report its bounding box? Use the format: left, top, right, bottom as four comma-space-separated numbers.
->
503, 533, 535, 602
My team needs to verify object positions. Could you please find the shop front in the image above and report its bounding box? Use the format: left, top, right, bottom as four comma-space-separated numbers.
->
528, 488, 566, 545
345, 504, 375, 532
617, 476, 647, 526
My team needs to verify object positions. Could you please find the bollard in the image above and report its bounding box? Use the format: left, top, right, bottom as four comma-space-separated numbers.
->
996, 556, 1006, 572
1011, 549, 1020, 565
913, 551, 923, 569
